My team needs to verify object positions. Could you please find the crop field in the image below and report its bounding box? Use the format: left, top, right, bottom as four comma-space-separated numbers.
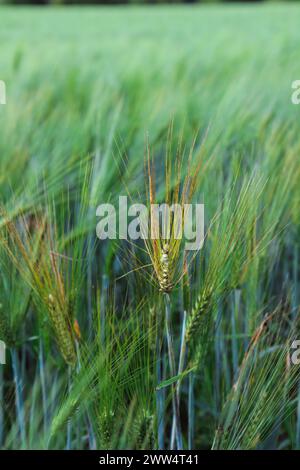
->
0, 4, 300, 450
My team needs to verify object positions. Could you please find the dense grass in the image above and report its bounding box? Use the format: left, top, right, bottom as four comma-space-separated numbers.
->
0, 4, 300, 450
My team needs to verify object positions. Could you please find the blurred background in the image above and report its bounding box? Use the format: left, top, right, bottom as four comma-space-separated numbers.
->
1, 0, 298, 6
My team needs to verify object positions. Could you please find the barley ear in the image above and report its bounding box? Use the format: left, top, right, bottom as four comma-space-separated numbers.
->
0, 303, 15, 347
185, 290, 212, 344
48, 294, 76, 367
159, 244, 173, 293
132, 410, 154, 450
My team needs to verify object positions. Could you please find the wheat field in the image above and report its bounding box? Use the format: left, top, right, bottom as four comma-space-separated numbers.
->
0, 4, 300, 450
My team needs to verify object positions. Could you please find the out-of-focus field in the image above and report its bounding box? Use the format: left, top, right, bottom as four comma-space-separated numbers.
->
1, 4, 299, 177
0, 5, 300, 450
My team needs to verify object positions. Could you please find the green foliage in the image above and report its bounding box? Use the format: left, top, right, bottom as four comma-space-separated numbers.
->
0, 4, 299, 450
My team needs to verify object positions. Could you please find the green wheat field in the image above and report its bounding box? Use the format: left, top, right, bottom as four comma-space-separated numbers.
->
0, 4, 300, 450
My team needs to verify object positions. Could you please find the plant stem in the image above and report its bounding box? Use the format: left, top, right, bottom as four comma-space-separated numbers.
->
188, 371, 195, 450
66, 365, 72, 450
171, 310, 187, 449
39, 338, 48, 436
11, 348, 26, 446
164, 293, 183, 450
0, 365, 3, 447
75, 341, 96, 449
231, 289, 241, 381
296, 381, 300, 449
156, 345, 165, 449
100, 274, 109, 346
